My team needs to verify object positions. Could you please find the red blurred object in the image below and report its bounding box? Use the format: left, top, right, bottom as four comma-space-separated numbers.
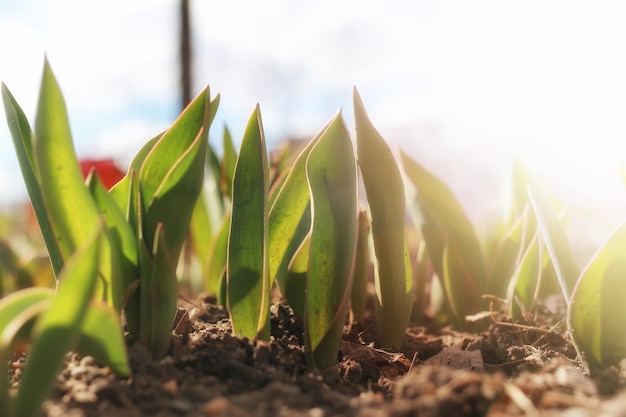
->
23, 158, 126, 236
79, 158, 125, 190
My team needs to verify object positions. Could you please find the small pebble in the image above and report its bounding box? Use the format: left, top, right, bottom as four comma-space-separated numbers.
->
161, 378, 179, 394
73, 390, 98, 404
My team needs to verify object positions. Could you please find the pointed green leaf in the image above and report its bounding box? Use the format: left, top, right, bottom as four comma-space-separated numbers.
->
189, 140, 229, 277
139, 88, 211, 262
528, 187, 580, 303
227, 105, 270, 340
354, 88, 413, 348
33, 58, 101, 262
305, 111, 357, 369
400, 151, 486, 327
15, 221, 102, 417
569, 222, 626, 371
2, 83, 63, 274
220, 125, 237, 197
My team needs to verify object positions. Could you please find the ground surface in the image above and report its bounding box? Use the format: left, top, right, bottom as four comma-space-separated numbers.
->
10, 295, 626, 417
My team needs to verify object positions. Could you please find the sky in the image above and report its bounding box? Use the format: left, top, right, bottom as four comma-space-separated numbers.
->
2, 0, 626, 253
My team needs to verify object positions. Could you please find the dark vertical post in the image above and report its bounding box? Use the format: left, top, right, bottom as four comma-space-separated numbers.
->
180, 0, 194, 291
180, 0, 192, 108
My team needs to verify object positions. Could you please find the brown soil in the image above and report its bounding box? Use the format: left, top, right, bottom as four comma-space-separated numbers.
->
10, 295, 626, 417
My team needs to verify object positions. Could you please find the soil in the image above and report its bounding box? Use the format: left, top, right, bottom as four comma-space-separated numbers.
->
9, 294, 626, 417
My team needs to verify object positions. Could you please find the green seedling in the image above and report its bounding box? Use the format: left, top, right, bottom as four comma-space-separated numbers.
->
110, 87, 214, 357
276, 112, 358, 367
227, 106, 271, 340
302, 111, 357, 368
353, 88, 413, 348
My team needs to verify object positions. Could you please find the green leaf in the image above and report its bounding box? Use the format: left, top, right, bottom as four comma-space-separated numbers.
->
139, 88, 212, 262
121, 170, 143, 336
1, 83, 63, 275
33, 58, 102, 263
400, 152, 486, 328
354, 88, 413, 348
205, 213, 230, 299
268, 134, 320, 289
189, 141, 229, 279
145, 223, 178, 358
487, 205, 531, 298
190, 105, 222, 254
189, 188, 214, 289
506, 232, 542, 320
441, 236, 481, 328
285, 233, 310, 319
220, 125, 237, 198
305, 111, 357, 369
15, 220, 103, 417
0, 287, 54, 342
350, 209, 371, 324
0, 289, 53, 417
276, 203, 311, 298
569, 222, 626, 371
87, 172, 138, 310
528, 187, 580, 303
75, 302, 130, 376
227, 105, 270, 340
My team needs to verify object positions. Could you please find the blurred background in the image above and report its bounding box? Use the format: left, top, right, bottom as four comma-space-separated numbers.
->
2, 0, 626, 260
